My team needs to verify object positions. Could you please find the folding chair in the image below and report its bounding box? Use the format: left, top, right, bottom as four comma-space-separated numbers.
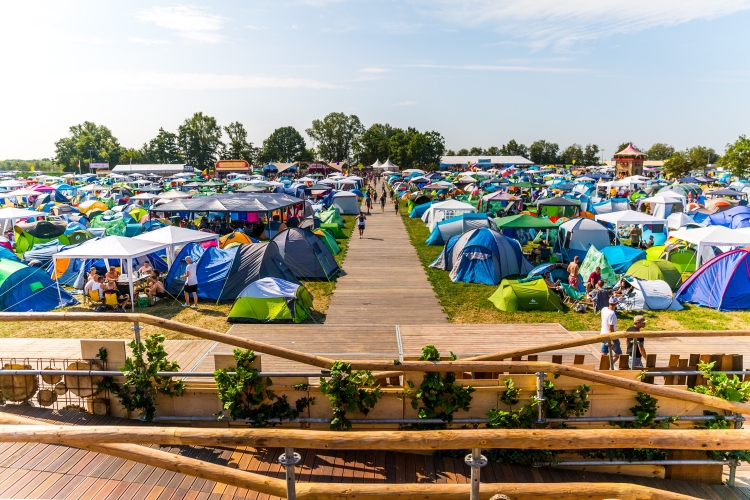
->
103, 291, 121, 311
87, 290, 103, 308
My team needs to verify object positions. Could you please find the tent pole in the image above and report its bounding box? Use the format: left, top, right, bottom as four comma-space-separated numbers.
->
129, 263, 135, 313
53, 256, 62, 306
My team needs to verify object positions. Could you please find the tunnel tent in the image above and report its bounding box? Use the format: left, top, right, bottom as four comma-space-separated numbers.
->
14, 220, 69, 256
227, 278, 313, 323
219, 231, 254, 248
409, 201, 432, 218
622, 277, 683, 311
488, 277, 563, 312
320, 223, 347, 239
537, 197, 580, 218
317, 206, 345, 227
0, 258, 78, 312
271, 227, 339, 280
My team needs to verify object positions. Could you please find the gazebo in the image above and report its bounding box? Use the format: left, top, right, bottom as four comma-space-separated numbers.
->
614, 143, 646, 177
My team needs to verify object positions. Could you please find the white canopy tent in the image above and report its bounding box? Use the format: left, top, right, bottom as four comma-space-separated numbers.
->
668, 226, 750, 266
134, 226, 219, 267
421, 199, 477, 231
53, 236, 168, 312
0, 207, 45, 236
595, 210, 667, 227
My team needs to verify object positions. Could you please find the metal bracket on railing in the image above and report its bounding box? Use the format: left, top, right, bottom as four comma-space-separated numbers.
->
535, 372, 547, 424
131, 321, 142, 343
465, 447, 487, 500
279, 447, 302, 500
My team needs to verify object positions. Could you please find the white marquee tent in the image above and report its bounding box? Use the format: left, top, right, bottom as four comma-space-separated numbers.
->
668, 226, 750, 266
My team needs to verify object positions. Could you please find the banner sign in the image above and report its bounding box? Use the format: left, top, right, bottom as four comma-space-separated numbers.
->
215, 160, 250, 171
89, 163, 109, 169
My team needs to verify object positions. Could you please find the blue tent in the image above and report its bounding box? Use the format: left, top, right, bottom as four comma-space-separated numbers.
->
600, 246, 646, 274
706, 206, 750, 229
165, 242, 297, 301
425, 213, 490, 246
590, 198, 629, 215
410, 202, 432, 218
0, 258, 77, 312
430, 228, 533, 285
676, 248, 750, 310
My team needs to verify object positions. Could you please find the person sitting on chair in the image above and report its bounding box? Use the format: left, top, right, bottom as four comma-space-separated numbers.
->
543, 272, 564, 300
147, 276, 167, 305
586, 266, 601, 294
104, 280, 130, 311
105, 267, 120, 283
138, 261, 153, 275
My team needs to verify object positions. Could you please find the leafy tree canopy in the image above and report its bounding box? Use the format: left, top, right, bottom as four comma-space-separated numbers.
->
54, 121, 122, 172
221, 121, 257, 164
259, 126, 310, 164
500, 140, 529, 158
353, 123, 396, 166
718, 135, 750, 178
529, 140, 559, 165
177, 112, 223, 172
141, 128, 182, 164
306, 112, 364, 162
646, 143, 675, 161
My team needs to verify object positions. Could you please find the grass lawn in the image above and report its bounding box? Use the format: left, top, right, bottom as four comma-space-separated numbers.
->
0, 216, 357, 340
400, 205, 750, 331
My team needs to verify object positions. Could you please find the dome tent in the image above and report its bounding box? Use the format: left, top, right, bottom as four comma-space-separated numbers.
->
271, 227, 339, 280
313, 228, 341, 255
330, 191, 360, 215
0, 258, 78, 312
425, 213, 491, 246
600, 245, 646, 274
621, 277, 683, 311
430, 228, 533, 285
14, 220, 69, 256
675, 249, 750, 310
579, 246, 618, 287
554, 218, 610, 263
228, 278, 313, 323
626, 259, 682, 290
488, 278, 563, 312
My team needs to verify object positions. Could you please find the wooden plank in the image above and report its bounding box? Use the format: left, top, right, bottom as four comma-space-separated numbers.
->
664, 355, 681, 385
677, 358, 689, 385
687, 354, 700, 388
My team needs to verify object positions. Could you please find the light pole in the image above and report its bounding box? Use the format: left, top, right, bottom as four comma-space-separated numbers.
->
88, 148, 93, 174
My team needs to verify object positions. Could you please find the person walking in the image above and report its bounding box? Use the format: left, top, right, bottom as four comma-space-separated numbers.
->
393, 196, 399, 215
626, 315, 647, 368
182, 256, 199, 309
365, 195, 372, 215
600, 296, 620, 368
380, 195, 386, 212
356, 211, 366, 239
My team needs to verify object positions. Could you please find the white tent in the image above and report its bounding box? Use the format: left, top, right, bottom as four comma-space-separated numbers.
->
636, 196, 685, 219
370, 159, 383, 169
331, 191, 360, 215
130, 193, 157, 201
667, 212, 699, 230
595, 210, 667, 227
134, 226, 218, 267
155, 191, 192, 200
380, 159, 400, 171
53, 236, 168, 311
0, 207, 45, 236
421, 199, 477, 231
620, 278, 683, 311
668, 226, 750, 266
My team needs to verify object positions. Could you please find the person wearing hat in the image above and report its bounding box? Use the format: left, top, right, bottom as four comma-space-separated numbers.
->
626, 316, 648, 368
600, 296, 620, 366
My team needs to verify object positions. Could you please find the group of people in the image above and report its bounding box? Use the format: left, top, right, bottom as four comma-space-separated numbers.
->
83, 260, 170, 311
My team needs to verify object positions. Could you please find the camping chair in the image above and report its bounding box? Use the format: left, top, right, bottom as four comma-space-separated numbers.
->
617, 289, 637, 311
87, 289, 103, 308
560, 283, 586, 305
103, 291, 122, 311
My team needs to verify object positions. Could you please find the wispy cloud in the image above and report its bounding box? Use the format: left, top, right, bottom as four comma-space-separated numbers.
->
379, 21, 423, 34
245, 25, 268, 31
360, 67, 388, 74
396, 101, 417, 106
426, 0, 750, 49
406, 64, 585, 73
128, 37, 170, 45
136, 5, 226, 43
79, 71, 341, 91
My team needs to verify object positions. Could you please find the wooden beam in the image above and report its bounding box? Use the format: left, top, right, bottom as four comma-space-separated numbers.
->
0, 412, 287, 497
296, 482, 698, 500
0, 424, 746, 452
0, 312, 336, 369
463, 330, 750, 362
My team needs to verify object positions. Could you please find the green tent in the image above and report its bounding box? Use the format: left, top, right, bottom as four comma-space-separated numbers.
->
14, 220, 69, 256
318, 207, 345, 227
67, 230, 95, 245
494, 214, 558, 230
228, 278, 313, 323
580, 245, 618, 287
664, 247, 697, 273
314, 228, 341, 255
625, 259, 682, 290
488, 278, 563, 312
320, 223, 347, 239
645, 245, 666, 261
90, 214, 126, 236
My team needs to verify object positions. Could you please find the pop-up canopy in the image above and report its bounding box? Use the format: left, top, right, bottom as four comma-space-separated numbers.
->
134, 226, 219, 267
668, 226, 750, 266
53, 236, 168, 311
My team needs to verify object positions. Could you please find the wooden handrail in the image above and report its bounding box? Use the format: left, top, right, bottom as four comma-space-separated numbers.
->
465, 329, 750, 362
296, 482, 697, 500
0, 424, 746, 451
0, 313, 746, 414
0, 412, 287, 497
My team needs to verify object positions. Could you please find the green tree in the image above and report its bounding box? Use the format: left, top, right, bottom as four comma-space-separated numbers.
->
387, 128, 444, 170
259, 126, 309, 163
120, 148, 144, 165
54, 121, 122, 172
456, 148, 469, 156
688, 145, 717, 175
484, 146, 501, 156
646, 143, 675, 161
222, 121, 257, 164
560, 144, 584, 165
583, 144, 601, 166
354, 123, 395, 165
444, 149, 456, 156
663, 151, 693, 179
528, 140, 559, 165
468, 146, 483, 156
500, 140, 529, 158
177, 112, 223, 172
306, 112, 364, 162
718, 135, 750, 178
141, 127, 181, 164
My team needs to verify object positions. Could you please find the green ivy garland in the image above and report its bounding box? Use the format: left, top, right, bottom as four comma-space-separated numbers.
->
319, 360, 382, 431
214, 349, 314, 427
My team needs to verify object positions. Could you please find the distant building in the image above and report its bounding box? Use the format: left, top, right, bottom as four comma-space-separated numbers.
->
613, 144, 646, 177
215, 160, 250, 176
440, 155, 533, 169
112, 164, 194, 175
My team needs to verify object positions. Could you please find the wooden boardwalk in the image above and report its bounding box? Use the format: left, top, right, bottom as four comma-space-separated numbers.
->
324, 194, 447, 324
0, 406, 746, 500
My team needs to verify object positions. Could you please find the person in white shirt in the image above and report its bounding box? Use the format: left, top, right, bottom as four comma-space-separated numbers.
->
181, 256, 199, 309
90, 276, 105, 300
600, 296, 621, 366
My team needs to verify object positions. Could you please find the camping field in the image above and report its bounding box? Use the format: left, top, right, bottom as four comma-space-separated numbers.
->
0, 215, 356, 339
399, 205, 750, 332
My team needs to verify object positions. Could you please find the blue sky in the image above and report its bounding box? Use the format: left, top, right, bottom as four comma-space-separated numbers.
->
2, 0, 750, 160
